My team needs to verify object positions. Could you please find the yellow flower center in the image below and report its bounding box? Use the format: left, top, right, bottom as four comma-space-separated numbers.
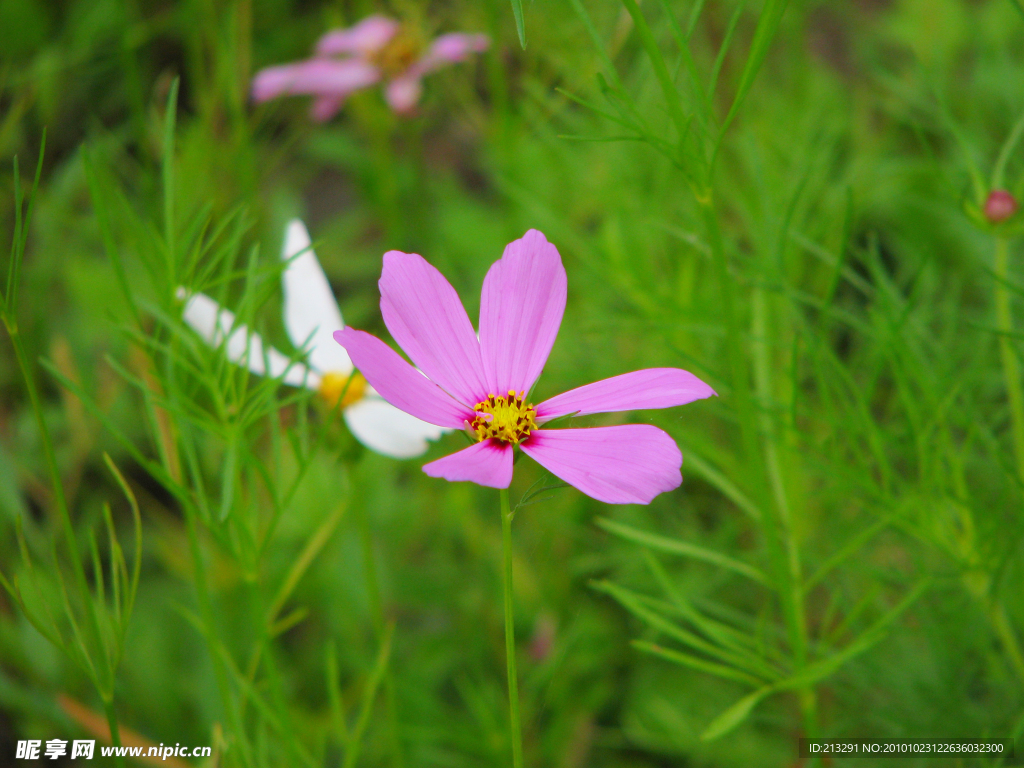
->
369, 28, 423, 77
471, 391, 538, 445
318, 371, 367, 410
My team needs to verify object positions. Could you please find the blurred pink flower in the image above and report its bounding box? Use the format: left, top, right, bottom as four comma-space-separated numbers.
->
984, 189, 1019, 224
251, 15, 488, 120
333, 230, 716, 505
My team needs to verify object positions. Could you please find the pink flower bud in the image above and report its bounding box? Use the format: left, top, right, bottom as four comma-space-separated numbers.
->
984, 190, 1019, 223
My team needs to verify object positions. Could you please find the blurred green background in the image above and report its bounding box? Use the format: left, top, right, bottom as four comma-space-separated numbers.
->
2, 0, 1024, 765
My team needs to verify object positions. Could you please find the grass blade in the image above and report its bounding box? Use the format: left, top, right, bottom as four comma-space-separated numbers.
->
633, 640, 764, 687
596, 517, 769, 585
719, 0, 789, 139
700, 685, 773, 741
510, 0, 526, 48
343, 622, 395, 768
619, 0, 690, 153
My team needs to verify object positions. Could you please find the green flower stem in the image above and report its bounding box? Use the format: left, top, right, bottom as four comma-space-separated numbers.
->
162, 357, 254, 768
2, 314, 127, 767
703, 196, 817, 743
499, 487, 524, 768
991, 600, 1024, 689
356, 504, 405, 768
103, 699, 125, 767
994, 237, 1024, 484
751, 288, 815, 740
991, 237, 1024, 695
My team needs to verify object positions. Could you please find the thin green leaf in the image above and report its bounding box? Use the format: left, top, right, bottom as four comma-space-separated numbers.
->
270, 607, 309, 638
719, 0, 789, 139
655, 0, 710, 134
708, 1, 745, 104
325, 641, 351, 745
102, 454, 143, 646
267, 501, 348, 624
596, 518, 769, 585
699, 581, 927, 741
162, 78, 179, 285
510, 0, 526, 48
7, 129, 45, 313
643, 550, 783, 673
83, 148, 141, 327
43, 361, 191, 507
343, 622, 395, 768
218, 440, 238, 522
804, 516, 892, 592
632, 640, 763, 686
676, 443, 761, 520
700, 685, 774, 741
685, 0, 708, 38
566, 0, 631, 95
992, 105, 1024, 190
558, 134, 647, 143
596, 579, 775, 682
620, 0, 690, 155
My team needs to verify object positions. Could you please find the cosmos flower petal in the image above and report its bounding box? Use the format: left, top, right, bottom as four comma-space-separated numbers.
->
521, 426, 682, 505
479, 229, 567, 395
379, 250, 489, 404
410, 33, 490, 77
536, 368, 716, 421
334, 328, 471, 428
310, 95, 347, 122
315, 15, 399, 56
251, 59, 380, 102
343, 395, 446, 458
280, 219, 352, 375
178, 289, 319, 389
422, 439, 513, 488
384, 75, 423, 113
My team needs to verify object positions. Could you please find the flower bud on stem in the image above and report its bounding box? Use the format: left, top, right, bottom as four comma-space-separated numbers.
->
985, 190, 1019, 224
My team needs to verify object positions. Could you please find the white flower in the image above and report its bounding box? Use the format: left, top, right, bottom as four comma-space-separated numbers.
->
176, 219, 446, 458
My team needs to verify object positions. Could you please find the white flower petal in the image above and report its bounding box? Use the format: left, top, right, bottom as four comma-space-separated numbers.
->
179, 288, 320, 389
281, 220, 353, 376
343, 395, 448, 459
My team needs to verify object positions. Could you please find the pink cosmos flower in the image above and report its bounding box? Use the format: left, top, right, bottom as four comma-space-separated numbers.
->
251, 15, 489, 120
332, 230, 716, 505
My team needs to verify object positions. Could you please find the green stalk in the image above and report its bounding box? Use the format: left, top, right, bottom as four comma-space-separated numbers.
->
702, 193, 817, 742
991, 601, 1024, 689
499, 488, 524, 768
698, 198, 758, 469
989, 238, 1024, 693
751, 288, 815, 739
994, 237, 1024, 483
103, 699, 125, 768
356, 504, 405, 768
3, 317, 127, 766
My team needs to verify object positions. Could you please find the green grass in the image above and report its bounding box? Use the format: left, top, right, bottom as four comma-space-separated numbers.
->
2, 0, 1024, 765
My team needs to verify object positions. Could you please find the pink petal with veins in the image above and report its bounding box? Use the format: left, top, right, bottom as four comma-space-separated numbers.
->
537, 368, 715, 421
333, 328, 471, 428
521, 426, 682, 505
423, 439, 513, 488
378, 250, 489, 405
479, 230, 566, 396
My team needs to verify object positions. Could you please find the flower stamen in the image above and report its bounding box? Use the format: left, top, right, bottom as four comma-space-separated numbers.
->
369, 28, 423, 77
319, 371, 367, 409
471, 390, 538, 445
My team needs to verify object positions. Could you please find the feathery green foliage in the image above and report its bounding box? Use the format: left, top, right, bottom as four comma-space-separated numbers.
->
1, 0, 1024, 765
